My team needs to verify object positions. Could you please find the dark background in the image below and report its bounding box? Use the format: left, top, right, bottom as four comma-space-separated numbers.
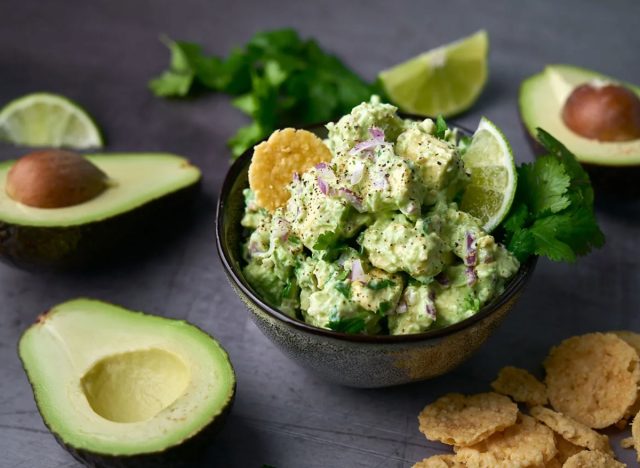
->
1, 0, 639, 466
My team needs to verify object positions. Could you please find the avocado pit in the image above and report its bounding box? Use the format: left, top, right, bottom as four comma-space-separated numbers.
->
5, 149, 109, 208
562, 82, 640, 142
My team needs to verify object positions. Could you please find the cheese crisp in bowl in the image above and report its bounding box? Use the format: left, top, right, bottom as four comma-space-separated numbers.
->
216, 97, 536, 387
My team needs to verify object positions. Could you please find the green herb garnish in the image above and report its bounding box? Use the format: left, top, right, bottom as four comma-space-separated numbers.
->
327, 316, 366, 334
150, 29, 378, 157
501, 129, 605, 262
281, 280, 294, 299
377, 301, 392, 315
367, 279, 396, 290
334, 281, 351, 298
435, 115, 448, 139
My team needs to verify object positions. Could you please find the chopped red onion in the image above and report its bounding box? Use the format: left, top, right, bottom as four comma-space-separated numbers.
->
350, 259, 366, 283
405, 200, 419, 216
435, 273, 449, 286
349, 126, 386, 155
317, 176, 329, 195
373, 173, 389, 190
315, 162, 328, 170
339, 188, 364, 212
350, 161, 365, 185
465, 266, 477, 286
465, 231, 477, 266
248, 241, 264, 255
293, 172, 300, 182
425, 291, 437, 319
395, 301, 408, 314
369, 127, 385, 140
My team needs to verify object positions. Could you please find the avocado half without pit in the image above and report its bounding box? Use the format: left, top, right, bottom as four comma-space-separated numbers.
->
19, 298, 235, 468
0, 149, 201, 269
520, 64, 640, 196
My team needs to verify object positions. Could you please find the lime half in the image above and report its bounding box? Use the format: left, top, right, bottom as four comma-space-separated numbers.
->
379, 30, 488, 117
0, 93, 103, 149
460, 117, 516, 232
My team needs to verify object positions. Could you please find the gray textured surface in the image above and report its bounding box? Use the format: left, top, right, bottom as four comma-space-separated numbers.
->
1, 0, 639, 466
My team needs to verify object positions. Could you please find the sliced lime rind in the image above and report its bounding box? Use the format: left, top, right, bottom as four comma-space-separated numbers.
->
379, 30, 489, 117
460, 117, 517, 232
0, 92, 103, 149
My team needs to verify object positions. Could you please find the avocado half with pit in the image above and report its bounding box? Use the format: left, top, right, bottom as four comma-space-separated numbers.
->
19, 298, 235, 467
520, 65, 640, 196
0, 151, 201, 269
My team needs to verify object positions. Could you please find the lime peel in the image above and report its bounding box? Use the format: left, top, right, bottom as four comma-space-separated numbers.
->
0, 92, 103, 149
379, 30, 489, 118
460, 117, 517, 232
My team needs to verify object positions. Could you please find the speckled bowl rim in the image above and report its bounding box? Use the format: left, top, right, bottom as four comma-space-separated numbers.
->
216, 121, 537, 344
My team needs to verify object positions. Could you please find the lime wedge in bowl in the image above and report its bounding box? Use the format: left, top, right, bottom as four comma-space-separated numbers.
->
460, 117, 516, 232
379, 30, 489, 117
0, 93, 103, 149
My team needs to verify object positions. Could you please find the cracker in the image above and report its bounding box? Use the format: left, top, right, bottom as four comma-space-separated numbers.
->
562, 450, 625, 468
530, 406, 612, 455
544, 332, 640, 428
613, 330, 640, 357
621, 436, 634, 449
248, 128, 332, 212
554, 434, 584, 463
546, 458, 563, 468
633, 409, 640, 462
491, 366, 547, 406
412, 454, 463, 467
455, 415, 556, 467
418, 392, 518, 447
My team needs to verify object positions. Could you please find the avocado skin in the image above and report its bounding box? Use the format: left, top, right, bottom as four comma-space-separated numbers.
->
58, 387, 234, 468
522, 123, 640, 198
0, 182, 199, 270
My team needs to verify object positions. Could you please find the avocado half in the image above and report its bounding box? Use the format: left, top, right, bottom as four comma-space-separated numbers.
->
19, 298, 235, 468
520, 65, 640, 196
0, 153, 201, 269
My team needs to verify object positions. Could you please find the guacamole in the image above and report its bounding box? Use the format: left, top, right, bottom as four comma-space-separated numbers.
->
241, 97, 519, 335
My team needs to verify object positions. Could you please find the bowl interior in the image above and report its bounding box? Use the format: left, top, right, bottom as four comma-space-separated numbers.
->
216, 123, 537, 343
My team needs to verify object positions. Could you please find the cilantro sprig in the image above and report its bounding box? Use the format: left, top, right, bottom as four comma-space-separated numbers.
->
327, 316, 366, 334
500, 129, 605, 262
149, 29, 379, 158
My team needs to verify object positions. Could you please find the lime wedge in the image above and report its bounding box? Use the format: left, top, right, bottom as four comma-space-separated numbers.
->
379, 30, 489, 117
0, 93, 103, 149
460, 117, 516, 232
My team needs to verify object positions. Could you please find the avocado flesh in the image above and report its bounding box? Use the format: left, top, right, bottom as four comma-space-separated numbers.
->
19, 298, 235, 463
0, 153, 199, 226
0, 153, 201, 269
520, 64, 640, 166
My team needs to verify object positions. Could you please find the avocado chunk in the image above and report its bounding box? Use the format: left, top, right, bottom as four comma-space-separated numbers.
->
0, 153, 201, 269
19, 298, 235, 468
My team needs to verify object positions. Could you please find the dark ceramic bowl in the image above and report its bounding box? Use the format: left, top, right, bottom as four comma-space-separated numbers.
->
216, 123, 537, 388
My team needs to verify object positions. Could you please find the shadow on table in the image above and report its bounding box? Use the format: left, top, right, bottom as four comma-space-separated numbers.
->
200, 414, 269, 467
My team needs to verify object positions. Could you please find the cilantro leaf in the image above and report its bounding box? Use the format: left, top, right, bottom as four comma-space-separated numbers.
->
435, 115, 448, 139
502, 203, 529, 235
499, 130, 604, 263
367, 279, 396, 290
313, 231, 339, 251
518, 157, 571, 216
150, 29, 377, 158
327, 316, 366, 334
537, 128, 594, 207
377, 301, 392, 315
281, 279, 294, 299
335, 281, 351, 298
457, 134, 473, 155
